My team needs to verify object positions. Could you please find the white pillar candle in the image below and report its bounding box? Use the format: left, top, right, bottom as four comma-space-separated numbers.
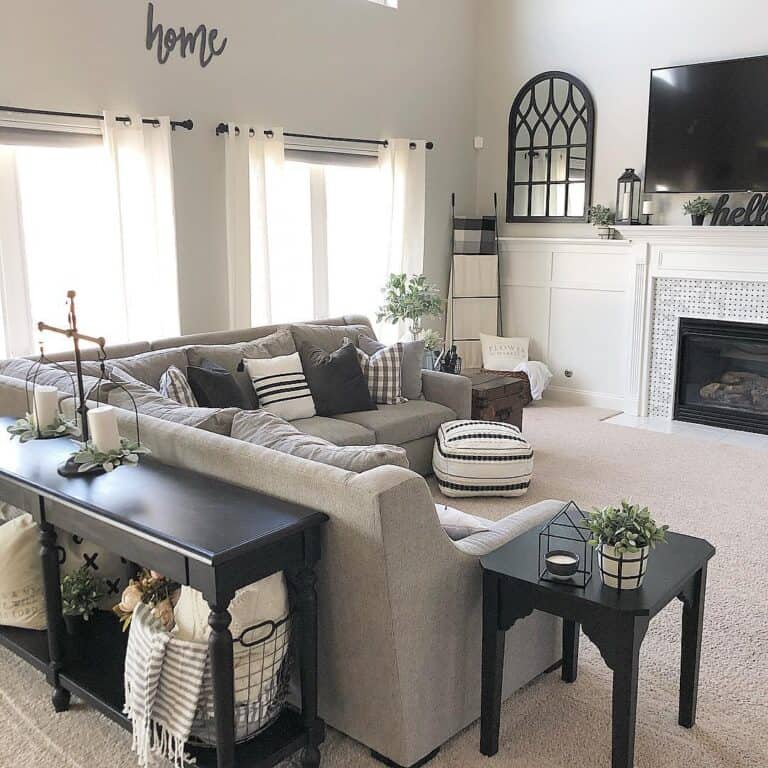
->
33, 385, 59, 430
87, 405, 121, 454
642, 200, 655, 215
622, 191, 631, 220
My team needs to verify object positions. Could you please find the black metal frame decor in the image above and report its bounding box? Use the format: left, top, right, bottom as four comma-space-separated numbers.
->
507, 71, 595, 223
615, 168, 642, 225
538, 500, 593, 587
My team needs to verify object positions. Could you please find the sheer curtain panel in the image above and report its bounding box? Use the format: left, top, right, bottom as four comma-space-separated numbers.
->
102, 112, 180, 340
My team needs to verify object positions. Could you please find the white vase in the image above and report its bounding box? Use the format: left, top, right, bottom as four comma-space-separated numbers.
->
597, 544, 649, 590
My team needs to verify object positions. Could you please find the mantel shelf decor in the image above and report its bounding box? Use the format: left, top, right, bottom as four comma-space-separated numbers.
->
30, 291, 148, 477
538, 500, 593, 587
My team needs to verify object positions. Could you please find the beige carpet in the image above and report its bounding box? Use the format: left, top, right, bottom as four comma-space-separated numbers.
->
1, 403, 766, 767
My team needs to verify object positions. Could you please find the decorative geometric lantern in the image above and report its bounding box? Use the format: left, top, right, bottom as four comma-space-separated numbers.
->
538, 501, 593, 588
615, 168, 642, 225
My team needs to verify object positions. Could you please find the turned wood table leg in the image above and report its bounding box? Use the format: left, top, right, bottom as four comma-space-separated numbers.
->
39, 520, 70, 713
208, 601, 235, 768
290, 565, 322, 768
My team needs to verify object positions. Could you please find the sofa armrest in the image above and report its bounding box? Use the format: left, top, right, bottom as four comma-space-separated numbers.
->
453, 499, 566, 556
421, 370, 471, 420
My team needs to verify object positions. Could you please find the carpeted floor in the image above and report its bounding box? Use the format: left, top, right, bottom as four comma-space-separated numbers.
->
1, 403, 765, 767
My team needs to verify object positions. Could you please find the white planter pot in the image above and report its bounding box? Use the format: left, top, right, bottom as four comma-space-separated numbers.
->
597, 544, 649, 590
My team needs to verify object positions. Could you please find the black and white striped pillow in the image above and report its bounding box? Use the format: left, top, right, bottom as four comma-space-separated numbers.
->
244, 353, 316, 421
159, 365, 198, 407
357, 343, 406, 405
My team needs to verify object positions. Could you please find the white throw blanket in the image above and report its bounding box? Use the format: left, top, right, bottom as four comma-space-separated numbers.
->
124, 604, 208, 767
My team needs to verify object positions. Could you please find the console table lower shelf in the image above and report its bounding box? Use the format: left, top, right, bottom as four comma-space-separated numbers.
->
0, 616, 316, 767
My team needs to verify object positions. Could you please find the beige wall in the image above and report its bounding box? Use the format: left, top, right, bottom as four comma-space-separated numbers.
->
2, 0, 477, 333
474, 0, 768, 235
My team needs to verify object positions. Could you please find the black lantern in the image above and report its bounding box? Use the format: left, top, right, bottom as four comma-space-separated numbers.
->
615, 168, 642, 225
538, 501, 593, 588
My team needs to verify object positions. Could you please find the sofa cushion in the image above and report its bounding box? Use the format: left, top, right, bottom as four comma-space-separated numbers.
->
435, 504, 492, 541
290, 323, 371, 354
187, 329, 296, 411
291, 416, 375, 446
0, 358, 105, 401
335, 400, 456, 445
109, 367, 239, 436
359, 334, 425, 400
299, 342, 376, 417
187, 359, 250, 410
159, 365, 198, 407
111, 348, 189, 390
231, 410, 408, 473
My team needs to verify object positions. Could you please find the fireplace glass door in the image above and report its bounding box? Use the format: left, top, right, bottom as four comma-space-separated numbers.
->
675, 317, 768, 434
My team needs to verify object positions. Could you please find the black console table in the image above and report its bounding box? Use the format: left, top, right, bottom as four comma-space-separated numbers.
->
0, 418, 328, 768
479, 528, 715, 768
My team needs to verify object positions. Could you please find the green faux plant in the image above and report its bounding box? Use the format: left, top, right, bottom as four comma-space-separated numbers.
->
588, 204, 615, 227
7, 412, 80, 443
61, 566, 106, 621
682, 196, 714, 216
422, 328, 443, 352
583, 500, 669, 555
72, 438, 151, 474
376, 274, 444, 337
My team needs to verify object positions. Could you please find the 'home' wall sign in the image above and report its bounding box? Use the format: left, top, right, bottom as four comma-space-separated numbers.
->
711, 193, 768, 226
146, 2, 227, 68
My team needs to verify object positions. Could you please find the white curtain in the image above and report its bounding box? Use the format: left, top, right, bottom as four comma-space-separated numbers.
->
224, 126, 285, 328
102, 112, 180, 340
378, 139, 426, 277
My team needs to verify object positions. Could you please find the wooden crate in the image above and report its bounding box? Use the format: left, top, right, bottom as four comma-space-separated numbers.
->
466, 370, 532, 430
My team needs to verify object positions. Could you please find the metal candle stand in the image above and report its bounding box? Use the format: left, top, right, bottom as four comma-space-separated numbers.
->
538, 500, 593, 588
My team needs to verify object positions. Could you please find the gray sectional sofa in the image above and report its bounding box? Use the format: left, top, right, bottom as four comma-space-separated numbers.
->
0, 315, 561, 768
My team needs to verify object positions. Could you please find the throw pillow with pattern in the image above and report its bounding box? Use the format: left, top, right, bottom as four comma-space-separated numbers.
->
159, 365, 198, 407
356, 343, 407, 405
244, 352, 316, 421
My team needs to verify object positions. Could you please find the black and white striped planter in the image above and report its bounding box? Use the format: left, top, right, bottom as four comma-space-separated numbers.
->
597, 544, 649, 590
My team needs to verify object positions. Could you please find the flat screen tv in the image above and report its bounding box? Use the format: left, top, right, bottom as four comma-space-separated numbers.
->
645, 55, 768, 193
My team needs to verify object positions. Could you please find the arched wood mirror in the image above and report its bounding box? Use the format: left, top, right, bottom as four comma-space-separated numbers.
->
507, 71, 595, 222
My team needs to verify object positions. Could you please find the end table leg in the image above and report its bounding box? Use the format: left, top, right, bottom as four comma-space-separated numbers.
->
289, 566, 322, 768
39, 521, 70, 713
208, 602, 235, 768
679, 565, 707, 728
611, 616, 645, 768
480, 571, 505, 757
562, 620, 580, 683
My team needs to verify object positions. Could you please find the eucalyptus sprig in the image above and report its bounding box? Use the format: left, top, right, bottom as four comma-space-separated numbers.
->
7, 412, 81, 443
582, 500, 669, 555
72, 438, 151, 474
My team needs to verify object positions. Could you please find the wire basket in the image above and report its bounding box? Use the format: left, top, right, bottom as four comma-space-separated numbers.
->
189, 613, 293, 746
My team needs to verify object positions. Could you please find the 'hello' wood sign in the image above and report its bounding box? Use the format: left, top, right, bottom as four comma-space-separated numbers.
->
711, 193, 768, 226
146, 2, 227, 68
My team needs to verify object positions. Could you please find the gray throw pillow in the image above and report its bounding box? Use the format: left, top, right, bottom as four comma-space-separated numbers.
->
0, 358, 107, 401
435, 504, 492, 541
359, 334, 425, 400
231, 410, 409, 473
109, 348, 189, 390
188, 329, 297, 410
290, 324, 372, 355
109, 367, 239, 436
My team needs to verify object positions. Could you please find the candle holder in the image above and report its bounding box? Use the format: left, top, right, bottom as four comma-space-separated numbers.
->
34, 291, 147, 477
538, 501, 593, 587
643, 213, 654, 226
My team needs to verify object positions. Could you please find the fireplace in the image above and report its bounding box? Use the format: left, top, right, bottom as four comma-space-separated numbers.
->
675, 318, 768, 434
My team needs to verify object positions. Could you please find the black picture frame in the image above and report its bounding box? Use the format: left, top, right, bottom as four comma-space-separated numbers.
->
506, 71, 595, 224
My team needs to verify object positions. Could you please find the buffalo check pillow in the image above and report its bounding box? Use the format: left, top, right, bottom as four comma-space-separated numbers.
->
244, 352, 316, 421
356, 342, 406, 405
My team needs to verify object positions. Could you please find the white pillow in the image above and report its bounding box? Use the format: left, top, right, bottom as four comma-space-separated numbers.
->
435, 504, 492, 541
0, 513, 47, 630
480, 333, 530, 372
244, 353, 316, 421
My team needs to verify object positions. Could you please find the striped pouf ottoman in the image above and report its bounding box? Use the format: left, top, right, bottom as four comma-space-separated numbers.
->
433, 420, 533, 498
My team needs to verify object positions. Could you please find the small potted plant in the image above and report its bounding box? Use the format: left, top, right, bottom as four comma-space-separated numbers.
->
682, 196, 714, 226
588, 204, 615, 239
583, 501, 669, 590
377, 273, 444, 340
61, 567, 107, 639
422, 328, 443, 370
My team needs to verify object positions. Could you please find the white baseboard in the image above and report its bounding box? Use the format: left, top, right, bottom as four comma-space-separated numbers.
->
543, 385, 625, 411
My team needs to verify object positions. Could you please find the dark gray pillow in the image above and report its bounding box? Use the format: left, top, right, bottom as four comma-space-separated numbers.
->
187, 359, 250, 410
299, 342, 376, 417
231, 410, 409, 473
359, 335, 425, 400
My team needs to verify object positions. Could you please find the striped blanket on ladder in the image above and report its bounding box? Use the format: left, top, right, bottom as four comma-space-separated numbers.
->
124, 603, 208, 768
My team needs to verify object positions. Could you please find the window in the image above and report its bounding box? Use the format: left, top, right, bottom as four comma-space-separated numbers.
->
270, 156, 389, 330
0, 139, 126, 356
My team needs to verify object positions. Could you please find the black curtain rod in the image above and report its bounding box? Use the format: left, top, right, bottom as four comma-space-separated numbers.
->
215, 123, 434, 150
0, 105, 193, 131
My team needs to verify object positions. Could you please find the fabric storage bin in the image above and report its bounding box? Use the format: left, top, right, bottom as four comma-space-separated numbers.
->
433, 420, 534, 498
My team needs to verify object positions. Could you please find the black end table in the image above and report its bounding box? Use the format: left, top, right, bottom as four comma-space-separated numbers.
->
479, 528, 715, 768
